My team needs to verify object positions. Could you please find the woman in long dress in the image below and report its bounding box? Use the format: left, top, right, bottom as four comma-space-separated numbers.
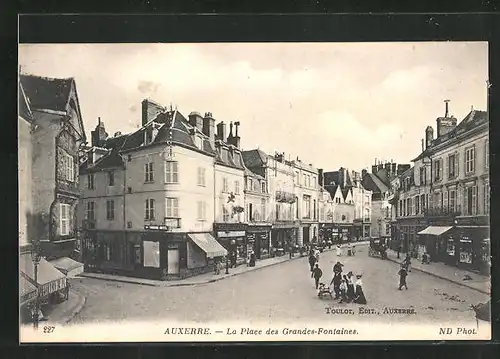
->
353, 274, 367, 304
336, 244, 342, 256
346, 271, 355, 301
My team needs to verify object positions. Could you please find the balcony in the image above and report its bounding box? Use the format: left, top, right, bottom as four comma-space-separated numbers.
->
275, 191, 296, 204
423, 205, 462, 217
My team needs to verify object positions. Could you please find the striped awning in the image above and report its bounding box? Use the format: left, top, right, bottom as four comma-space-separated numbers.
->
417, 226, 453, 236
188, 233, 228, 258
20, 274, 37, 305
20, 254, 67, 297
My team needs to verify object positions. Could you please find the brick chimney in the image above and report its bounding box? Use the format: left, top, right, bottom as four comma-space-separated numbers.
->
141, 99, 165, 126
425, 126, 434, 148
91, 117, 108, 147
188, 111, 203, 133
216, 121, 227, 142
202, 112, 215, 148
228, 121, 241, 148
436, 100, 457, 137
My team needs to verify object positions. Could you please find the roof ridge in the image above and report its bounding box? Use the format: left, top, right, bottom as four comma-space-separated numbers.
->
20, 73, 74, 82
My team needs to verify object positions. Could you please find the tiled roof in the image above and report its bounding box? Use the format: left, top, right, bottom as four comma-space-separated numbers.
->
245, 168, 265, 180
242, 149, 268, 168
324, 184, 339, 200
341, 187, 351, 201
20, 74, 73, 112
362, 173, 389, 194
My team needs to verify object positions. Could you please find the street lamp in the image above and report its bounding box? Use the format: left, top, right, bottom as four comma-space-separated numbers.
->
30, 239, 42, 330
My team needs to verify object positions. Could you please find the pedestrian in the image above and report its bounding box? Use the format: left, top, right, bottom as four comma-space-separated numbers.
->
403, 254, 412, 272
397, 245, 401, 259
330, 270, 343, 299
398, 266, 408, 290
336, 244, 342, 256
308, 253, 317, 272
346, 271, 355, 301
225, 256, 229, 274
314, 247, 320, 262
311, 263, 323, 289
249, 251, 256, 267
333, 261, 344, 274
347, 243, 353, 256
339, 278, 348, 303
214, 258, 220, 275
353, 274, 367, 304
352, 245, 356, 256
422, 252, 430, 264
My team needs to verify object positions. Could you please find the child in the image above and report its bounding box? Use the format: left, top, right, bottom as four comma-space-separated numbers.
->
339, 279, 348, 303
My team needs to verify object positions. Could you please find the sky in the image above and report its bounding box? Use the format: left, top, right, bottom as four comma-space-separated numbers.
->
18, 42, 488, 172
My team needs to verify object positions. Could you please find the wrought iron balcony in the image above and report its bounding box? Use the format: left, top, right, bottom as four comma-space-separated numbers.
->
423, 205, 462, 217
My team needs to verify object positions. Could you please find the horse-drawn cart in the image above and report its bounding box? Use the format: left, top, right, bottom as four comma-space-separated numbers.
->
368, 237, 388, 259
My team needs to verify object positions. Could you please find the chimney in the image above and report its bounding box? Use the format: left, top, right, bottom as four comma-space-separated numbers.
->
391, 162, 397, 175
232, 121, 241, 148
318, 169, 324, 186
141, 99, 164, 127
425, 126, 434, 148
362, 169, 368, 178
371, 164, 378, 174
216, 121, 226, 142
202, 112, 215, 148
436, 100, 457, 137
91, 117, 108, 147
384, 162, 391, 173
188, 112, 203, 133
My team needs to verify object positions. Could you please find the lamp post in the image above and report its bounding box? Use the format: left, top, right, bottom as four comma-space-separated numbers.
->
30, 239, 42, 330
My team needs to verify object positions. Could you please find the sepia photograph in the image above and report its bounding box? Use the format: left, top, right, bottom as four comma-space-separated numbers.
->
18, 42, 491, 342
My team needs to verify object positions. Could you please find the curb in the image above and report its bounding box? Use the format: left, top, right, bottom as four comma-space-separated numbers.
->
385, 257, 489, 295
79, 242, 370, 288
64, 293, 87, 324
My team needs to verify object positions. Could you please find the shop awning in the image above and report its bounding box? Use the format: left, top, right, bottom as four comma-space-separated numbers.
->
20, 274, 37, 306
417, 226, 453, 236
20, 254, 67, 297
49, 257, 84, 278
188, 233, 228, 258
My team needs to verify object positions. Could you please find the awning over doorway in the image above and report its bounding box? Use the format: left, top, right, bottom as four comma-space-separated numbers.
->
20, 274, 37, 306
49, 257, 84, 277
188, 233, 228, 258
417, 226, 453, 236
20, 254, 67, 297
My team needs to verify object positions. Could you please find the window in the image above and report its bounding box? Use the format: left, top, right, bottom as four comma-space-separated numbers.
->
295, 199, 299, 219
106, 200, 115, 220
108, 171, 115, 186
485, 140, 489, 168
60, 151, 74, 182
223, 177, 229, 192
223, 206, 230, 222
484, 183, 490, 214
276, 203, 280, 221
165, 161, 178, 183
415, 198, 420, 214
248, 178, 253, 191
87, 173, 95, 189
465, 146, 475, 174
312, 176, 316, 188
249, 203, 253, 221
406, 198, 410, 216
419, 167, 426, 185
464, 186, 478, 215
197, 201, 206, 220
235, 180, 240, 195
197, 167, 206, 186
261, 182, 266, 193
60, 203, 70, 235
145, 199, 155, 220
86, 201, 95, 221
313, 199, 316, 220
166, 198, 179, 218
433, 159, 442, 182
144, 162, 154, 182
260, 198, 266, 221
448, 154, 458, 179
420, 194, 425, 213
449, 190, 456, 212
398, 200, 402, 217
303, 195, 311, 219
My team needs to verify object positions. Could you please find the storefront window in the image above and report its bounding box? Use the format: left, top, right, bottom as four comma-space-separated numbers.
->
446, 238, 455, 256
480, 239, 491, 267
235, 238, 246, 261
459, 237, 473, 264
143, 241, 160, 268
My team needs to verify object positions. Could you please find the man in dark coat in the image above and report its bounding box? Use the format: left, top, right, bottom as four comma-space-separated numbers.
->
309, 253, 317, 272
311, 263, 323, 289
330, 271, 343, 299
333, 261, 344, 274
398, 267, 408, 290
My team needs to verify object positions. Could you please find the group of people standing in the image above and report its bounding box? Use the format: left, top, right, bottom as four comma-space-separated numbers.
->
397, 253, 412, 290
328, 261, 367, 304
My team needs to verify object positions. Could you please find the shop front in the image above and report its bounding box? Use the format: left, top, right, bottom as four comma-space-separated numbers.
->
453, 217, 490, 274
417, 225, 454, 264
214, 223, 248, 266
271, 223, 297, 256
246, 225, 271, 259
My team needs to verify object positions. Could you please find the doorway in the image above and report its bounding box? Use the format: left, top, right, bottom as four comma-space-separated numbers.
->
167, 249, 180, 274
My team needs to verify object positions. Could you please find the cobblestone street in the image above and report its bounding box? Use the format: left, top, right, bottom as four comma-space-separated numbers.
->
71, 245, 489, 326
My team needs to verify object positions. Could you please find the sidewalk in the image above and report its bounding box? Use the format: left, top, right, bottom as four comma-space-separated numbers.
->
79, 241, 370, 287
42, 290, 87, 325
386, 250, 490, 295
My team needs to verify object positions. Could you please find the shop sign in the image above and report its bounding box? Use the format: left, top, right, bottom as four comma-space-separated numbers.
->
214, 223, 248, 232
217, 231, 246, 238
167, 243, 179, 249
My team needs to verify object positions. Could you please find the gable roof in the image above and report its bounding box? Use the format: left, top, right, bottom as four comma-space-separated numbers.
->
20, 74, 74, 112
341, 187, 352, 201
242, 149, 268, 168
362, 172, 389, 194
324, 184, 340, 201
